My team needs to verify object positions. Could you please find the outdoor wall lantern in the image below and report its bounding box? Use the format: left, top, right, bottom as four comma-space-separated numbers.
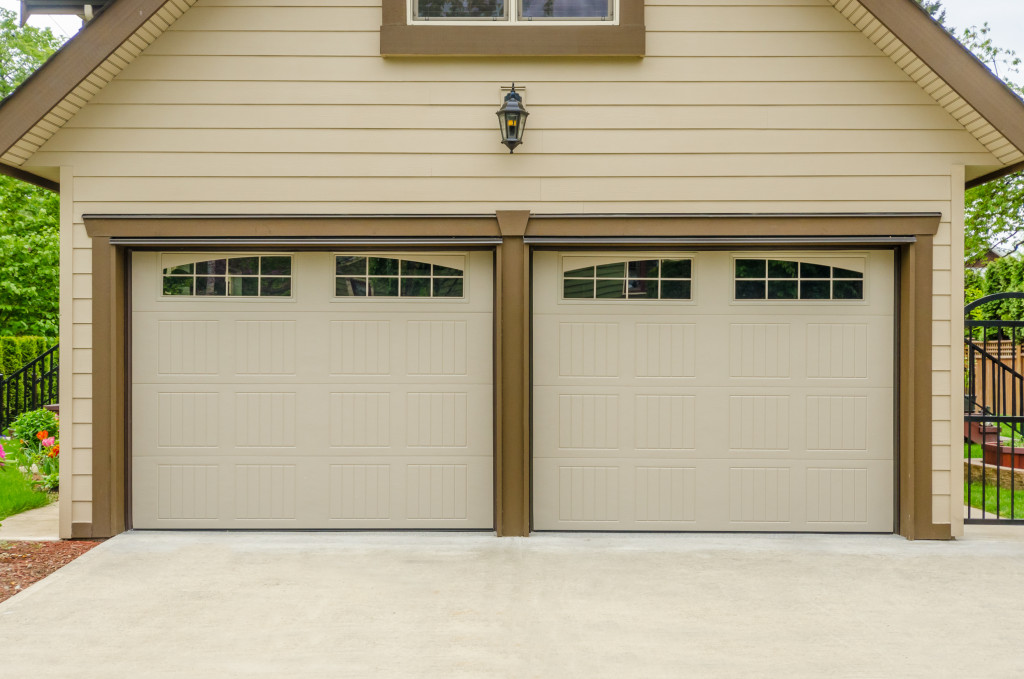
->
496, 84, 529, 153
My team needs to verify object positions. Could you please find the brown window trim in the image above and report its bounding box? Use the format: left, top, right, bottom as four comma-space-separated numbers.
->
380, 0, 644, 56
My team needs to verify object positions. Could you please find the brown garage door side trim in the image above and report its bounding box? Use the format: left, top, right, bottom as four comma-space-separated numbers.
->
84, 212, 947, 540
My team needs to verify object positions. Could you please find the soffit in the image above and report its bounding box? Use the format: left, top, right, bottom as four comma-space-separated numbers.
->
830, 0, 1024, 177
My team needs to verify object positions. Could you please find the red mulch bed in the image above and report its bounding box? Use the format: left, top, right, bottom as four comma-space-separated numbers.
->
0, 540, 102, 604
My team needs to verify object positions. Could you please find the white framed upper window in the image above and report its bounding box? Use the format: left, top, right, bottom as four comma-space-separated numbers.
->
161, 254, 293, 298
411, 0, 615, 22
334, 254, 466, 299
733, 257, 865, 302
561, 255, 693, 301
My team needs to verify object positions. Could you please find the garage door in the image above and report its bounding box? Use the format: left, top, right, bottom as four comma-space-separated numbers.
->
533, 250, 894, 532
131, 250, 493, 529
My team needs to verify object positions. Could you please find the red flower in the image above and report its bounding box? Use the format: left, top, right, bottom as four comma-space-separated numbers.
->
36, 430, 48, 441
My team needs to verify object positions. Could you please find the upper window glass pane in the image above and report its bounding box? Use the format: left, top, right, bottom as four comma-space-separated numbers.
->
520, 0, 611, 19
414, 0, 506, 19
734, 259, 863, 301
562, 257, 691, 301
336, 255, 465, 299
412, 0, 611, 20
162, 255, 292, 298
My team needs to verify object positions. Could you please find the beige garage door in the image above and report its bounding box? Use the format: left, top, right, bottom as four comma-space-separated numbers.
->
533, 250, 894, 532
131, 250, 493, 529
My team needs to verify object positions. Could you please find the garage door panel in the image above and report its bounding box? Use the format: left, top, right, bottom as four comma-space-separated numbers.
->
132, 250, 493, 530
133, 454, 494, 529
534, 384, 892, 463
533, 250, 894, 533
534, 456, 893, 532
534, 315, 892, 389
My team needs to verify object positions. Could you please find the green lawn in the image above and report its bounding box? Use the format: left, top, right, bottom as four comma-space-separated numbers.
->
0, 469, 50, 521
965, 481, 1024, 520
965, 442, 983, 458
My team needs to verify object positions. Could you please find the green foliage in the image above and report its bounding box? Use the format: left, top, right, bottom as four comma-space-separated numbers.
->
8, 408, 58, 444
0, 336, 22, 378
0, 175, 60, 336
965, 255, 1024, 323
0, 335, 56, 377
0, 8, 62, 337
966, 172, 1024, 265
965, 481, 1024, 519
0, 336, 58, 419
916, 1, 946, 26
0, 465, 50, 522
0, 8, 62, 99
5, 408, 60, 491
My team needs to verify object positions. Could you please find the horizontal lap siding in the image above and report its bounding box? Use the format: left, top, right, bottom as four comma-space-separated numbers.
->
44, 0, 985, 534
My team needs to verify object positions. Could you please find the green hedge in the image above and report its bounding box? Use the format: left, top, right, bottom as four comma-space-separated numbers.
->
0, 336, 58, 423
0, 336, 57, 378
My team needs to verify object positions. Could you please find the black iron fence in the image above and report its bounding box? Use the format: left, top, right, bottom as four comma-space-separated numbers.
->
965, 293, 1024, 524
0, 344, 59, 431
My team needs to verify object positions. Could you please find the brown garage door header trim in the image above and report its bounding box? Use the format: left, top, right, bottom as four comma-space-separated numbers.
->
83, 211, 948, 541
108, 237, 505, 246
523, 236, 918, 245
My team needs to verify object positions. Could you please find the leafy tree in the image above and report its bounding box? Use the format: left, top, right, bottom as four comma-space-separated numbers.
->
0, 8, 63, 336
0, 8, 62, 98
966, 255, 1024, 326
0, 178, 59, 335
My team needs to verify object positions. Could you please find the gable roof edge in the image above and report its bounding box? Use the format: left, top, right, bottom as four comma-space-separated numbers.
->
0, 0, 171, 182
853, 0, 1024, 167
0, 0, 1022, 189
0, 161, 59, 192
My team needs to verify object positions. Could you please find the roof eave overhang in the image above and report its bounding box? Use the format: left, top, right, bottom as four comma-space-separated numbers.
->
966, 161, 1024, 190
0, 161, 59, 192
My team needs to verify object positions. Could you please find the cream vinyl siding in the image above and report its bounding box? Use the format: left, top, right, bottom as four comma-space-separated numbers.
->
41, 0, 982, 536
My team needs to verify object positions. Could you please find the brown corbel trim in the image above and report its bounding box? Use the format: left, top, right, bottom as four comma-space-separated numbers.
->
0, 161, 59, 192
380, 0, 644, 56
0, 0, 170, 159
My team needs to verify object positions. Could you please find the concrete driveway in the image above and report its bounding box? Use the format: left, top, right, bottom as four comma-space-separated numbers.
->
1, 528, 1020, 678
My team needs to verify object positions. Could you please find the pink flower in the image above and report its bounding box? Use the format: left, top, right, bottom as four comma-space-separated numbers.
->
41, 437, 55, 448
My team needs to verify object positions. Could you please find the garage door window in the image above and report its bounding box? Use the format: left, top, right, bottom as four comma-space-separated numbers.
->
734, 259, 863, 301
563, 258, 691, 300
335, 255, 465, 298
162, 255, 292, 297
